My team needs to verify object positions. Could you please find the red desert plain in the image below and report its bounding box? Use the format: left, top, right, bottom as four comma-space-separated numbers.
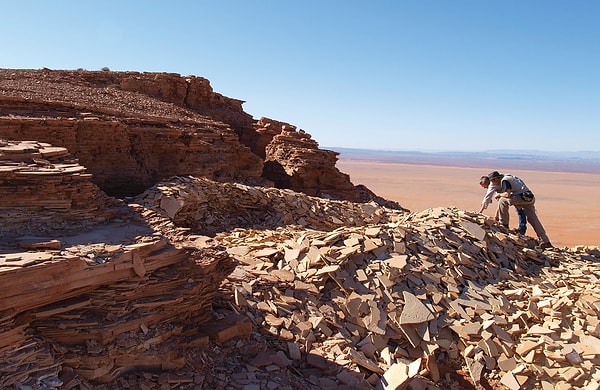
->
337, 158, 600, 249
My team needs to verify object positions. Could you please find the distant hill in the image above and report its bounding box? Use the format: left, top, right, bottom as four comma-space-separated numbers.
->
330, 147, 600, 174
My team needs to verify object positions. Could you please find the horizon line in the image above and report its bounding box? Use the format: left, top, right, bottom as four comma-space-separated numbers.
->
324, 146, 600, 155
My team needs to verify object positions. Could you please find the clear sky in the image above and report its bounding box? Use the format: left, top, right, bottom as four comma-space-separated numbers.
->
2, 1, 599, 152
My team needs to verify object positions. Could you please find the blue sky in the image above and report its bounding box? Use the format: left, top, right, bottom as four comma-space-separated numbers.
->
2, 1, 599, 152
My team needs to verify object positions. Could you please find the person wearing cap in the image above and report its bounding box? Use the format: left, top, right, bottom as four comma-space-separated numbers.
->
488, 171, 553, 250
478, 175, 527, 234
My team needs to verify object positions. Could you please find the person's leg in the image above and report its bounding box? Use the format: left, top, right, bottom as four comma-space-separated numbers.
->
516, 208, 527, 234
497, 197, 511, 227
515, 201, 551, 246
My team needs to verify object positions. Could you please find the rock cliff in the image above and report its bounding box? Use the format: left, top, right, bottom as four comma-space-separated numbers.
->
0, 139, 117, 238
0, 68, 387, 203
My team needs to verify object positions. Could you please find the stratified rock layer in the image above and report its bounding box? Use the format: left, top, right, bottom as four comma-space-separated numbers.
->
0, 139, 117, 238
0, 96, 263, 196
0, 69, 377, 204
0, 237, 235, 387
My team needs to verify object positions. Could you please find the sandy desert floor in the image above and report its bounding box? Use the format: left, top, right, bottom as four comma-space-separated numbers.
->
337, 159, 600, 248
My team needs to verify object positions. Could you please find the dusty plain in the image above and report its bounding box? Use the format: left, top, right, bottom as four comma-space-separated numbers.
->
337, 159, 600, 248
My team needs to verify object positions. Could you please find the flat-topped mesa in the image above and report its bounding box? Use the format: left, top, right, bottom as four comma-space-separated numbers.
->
0, 139, 118, 239
0, 68, 391, 205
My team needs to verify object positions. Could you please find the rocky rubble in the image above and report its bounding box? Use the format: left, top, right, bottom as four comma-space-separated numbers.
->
132, 175, 406, 238
0, 69, 599, 390
8, 172, 590, 390
133, 177, 600, 389
1, 169, 599, 389
210, 211, 600, 390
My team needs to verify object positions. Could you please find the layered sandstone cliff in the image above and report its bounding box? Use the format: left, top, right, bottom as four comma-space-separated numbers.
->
0, 68, 383, 203
0, 139, 117, 238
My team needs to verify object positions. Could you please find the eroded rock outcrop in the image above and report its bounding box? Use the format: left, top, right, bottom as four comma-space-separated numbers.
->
0, 69, 376, 203
0, 237, 236, 387
0, 96, 264, 196
0, 139, 117, 238
259, 118, 358, 200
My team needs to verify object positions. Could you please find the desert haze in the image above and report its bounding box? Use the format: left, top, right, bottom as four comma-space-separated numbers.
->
337, 156, 600, 248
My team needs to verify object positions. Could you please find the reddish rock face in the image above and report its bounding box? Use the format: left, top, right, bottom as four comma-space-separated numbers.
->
0, 68, 383, 204
0, 139, 118, 238
263, 124, 358, 199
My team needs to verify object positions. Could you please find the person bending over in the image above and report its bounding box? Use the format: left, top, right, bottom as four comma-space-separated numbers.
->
478, 175, 527, 234
488, 171, 553, 250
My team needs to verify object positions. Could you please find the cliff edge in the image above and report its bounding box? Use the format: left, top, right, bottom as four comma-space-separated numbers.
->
0, 68, 401, 208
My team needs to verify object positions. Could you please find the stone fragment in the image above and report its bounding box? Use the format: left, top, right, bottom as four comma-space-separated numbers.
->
399, 291, 434, 325
160, 196, 185, 219
375, 362, 409, 390
460, 220, 486, 241
500, 371, 521, 390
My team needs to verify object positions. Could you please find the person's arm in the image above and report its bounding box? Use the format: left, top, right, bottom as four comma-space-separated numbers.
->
495, 181, 513, 199
480, 185, 496, 213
